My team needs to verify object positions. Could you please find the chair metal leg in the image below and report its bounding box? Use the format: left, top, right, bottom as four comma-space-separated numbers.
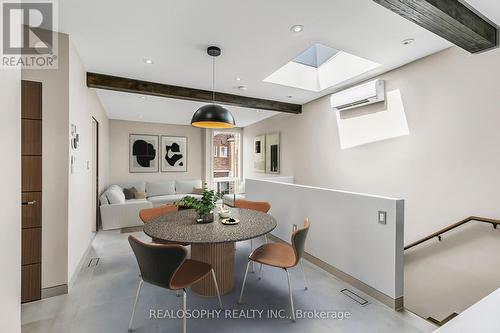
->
250, 239, 255, 272
182, 289, 187, 333
211, 269, 223, 309
128, 279, 143, 332
258, 263, 263, 280
285, 269, 296, 322
264, 234, 268, 244
238, 261, 251, 304
300, 259, 308, 290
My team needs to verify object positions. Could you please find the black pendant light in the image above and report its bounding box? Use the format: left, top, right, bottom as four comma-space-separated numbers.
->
191, 46, 236, 129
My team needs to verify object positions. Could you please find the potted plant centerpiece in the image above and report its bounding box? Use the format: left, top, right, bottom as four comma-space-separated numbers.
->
177, 185, 220, 223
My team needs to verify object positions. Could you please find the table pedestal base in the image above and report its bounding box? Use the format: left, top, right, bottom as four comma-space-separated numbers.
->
191, 242, 235, 297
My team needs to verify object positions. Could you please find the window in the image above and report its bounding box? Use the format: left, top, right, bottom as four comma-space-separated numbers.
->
219, 146, 228, 158
212, 131, 240, 194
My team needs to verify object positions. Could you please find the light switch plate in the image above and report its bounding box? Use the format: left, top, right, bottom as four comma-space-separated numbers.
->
378, 211, 387, 224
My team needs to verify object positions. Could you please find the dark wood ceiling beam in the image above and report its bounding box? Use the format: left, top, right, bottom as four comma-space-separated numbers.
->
87, 72, 302, 114
373, 0, 498, 53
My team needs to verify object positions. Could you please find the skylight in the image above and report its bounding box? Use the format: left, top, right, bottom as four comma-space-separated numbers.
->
264, 44, 380, 92
293, 43, 339, 68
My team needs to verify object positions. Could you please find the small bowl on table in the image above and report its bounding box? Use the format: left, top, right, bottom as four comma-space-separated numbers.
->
219, 209, 231, 219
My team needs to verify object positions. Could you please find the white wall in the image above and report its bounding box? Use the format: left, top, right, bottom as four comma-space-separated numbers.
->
109, 119, 203, 185
22, 32, 110, 290
243, 46, 500, 244
0, 66, 21, 333
246, 178, 404, 299
67, 38, 109, 284
22, 33, 70, 289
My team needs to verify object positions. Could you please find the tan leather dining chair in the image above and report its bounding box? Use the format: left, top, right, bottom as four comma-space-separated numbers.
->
128, 236, 222, 333
139, 204, 178, 223
139, 204, 189, 246
234, 199, 271, 214
238, 219, 310, 322
234, 199, 271, 270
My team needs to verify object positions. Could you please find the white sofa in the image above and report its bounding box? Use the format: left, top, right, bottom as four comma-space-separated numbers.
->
99, 180, 202, 230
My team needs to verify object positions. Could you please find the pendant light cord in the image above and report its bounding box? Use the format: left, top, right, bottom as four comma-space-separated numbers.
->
212, 56, 216, 102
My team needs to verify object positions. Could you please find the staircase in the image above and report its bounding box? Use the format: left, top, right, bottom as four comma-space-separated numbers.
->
403, 217, 500, 323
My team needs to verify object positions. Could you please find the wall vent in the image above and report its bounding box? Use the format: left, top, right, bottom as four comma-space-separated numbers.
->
88, 257, 100, 267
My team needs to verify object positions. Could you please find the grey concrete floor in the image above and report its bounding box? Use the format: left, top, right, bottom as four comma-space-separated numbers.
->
22, 230, 436, 333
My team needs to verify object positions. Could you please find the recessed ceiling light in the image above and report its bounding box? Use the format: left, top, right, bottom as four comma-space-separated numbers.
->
401, 38, 414, 45
235, 77, 241, 81
143, 58, 154, 64
290, 25, 303, 33
140, 96, 146, 99
286, 95, 293, 99
236, 85, 247, 91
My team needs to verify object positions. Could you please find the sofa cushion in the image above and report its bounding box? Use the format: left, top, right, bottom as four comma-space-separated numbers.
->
148, 194, 202, 206
146, 181, 175, 197
176, 180, 202, 194
106, 187, 125, 204
135, 191, 147, 199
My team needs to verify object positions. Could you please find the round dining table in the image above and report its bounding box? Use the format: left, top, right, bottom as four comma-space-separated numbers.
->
143, 207, 277, 297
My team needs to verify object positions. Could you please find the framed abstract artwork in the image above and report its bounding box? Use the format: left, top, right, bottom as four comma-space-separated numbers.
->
265, 133, 280, 174
129, 134, 159, 173
254, 135, 265, 173
161, 136, 187, 172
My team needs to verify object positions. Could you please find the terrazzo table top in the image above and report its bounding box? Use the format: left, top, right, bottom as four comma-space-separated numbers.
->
143, 208, 277, 244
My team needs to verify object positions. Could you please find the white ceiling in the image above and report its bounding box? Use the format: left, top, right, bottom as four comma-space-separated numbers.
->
96, 90, 279, 127
463, 0, 500, 26
58, 0, 498, 126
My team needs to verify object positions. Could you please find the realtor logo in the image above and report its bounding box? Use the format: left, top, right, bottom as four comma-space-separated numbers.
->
1, 0, 58, 69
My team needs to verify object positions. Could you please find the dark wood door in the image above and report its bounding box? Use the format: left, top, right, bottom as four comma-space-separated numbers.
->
21, 80, 42, 303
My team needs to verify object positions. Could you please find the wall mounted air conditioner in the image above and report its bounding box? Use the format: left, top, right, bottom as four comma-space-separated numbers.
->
331, 79, 385, 111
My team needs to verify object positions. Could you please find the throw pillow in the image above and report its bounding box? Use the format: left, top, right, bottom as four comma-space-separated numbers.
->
135, 191, 147, 199
192, 187, 204, 195
123, 187, 137, 200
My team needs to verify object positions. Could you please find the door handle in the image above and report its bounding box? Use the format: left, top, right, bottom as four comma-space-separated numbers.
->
22, 200, 37, 206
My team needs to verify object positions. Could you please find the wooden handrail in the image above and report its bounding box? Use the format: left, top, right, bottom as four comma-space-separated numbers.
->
404, 216, 500, 251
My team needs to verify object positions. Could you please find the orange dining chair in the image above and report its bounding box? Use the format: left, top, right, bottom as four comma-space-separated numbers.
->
238, 219, 310, 322
139, 205, 188, 246
139, 204, 178, 223
234, 199, 271, 272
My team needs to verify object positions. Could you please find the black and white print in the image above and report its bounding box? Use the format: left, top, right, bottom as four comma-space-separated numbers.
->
254, 135, 265, 173
129, 134, 159, 173
161, 136, 187, 172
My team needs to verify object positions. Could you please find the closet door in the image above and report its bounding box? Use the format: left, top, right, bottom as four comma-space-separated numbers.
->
21, 80, 42, 303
